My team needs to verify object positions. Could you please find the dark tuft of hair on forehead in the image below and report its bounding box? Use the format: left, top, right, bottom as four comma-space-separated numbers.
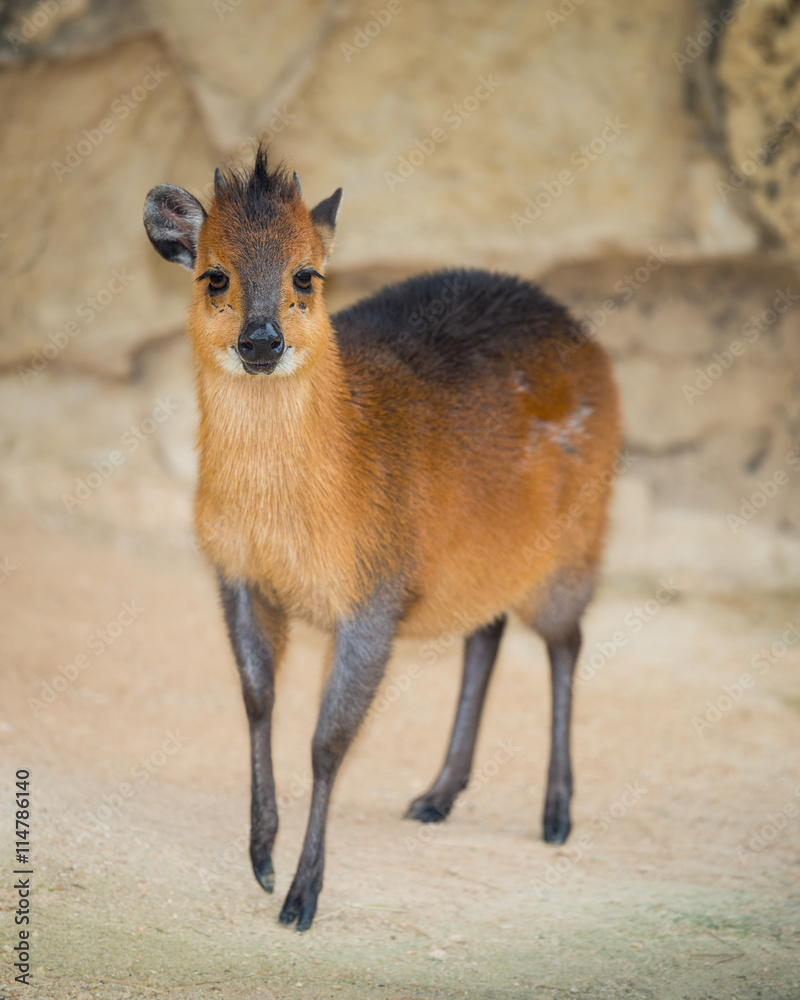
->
213, 144, 299, 221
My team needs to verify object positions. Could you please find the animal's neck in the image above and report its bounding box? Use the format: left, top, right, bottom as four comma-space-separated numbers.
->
194, 333, 383, 623
196, 340, 353, 504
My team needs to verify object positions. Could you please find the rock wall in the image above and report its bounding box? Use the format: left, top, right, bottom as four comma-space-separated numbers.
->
1, 0, 798, 589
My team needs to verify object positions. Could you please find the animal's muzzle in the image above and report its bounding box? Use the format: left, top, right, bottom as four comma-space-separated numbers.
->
238, 319, 285, 372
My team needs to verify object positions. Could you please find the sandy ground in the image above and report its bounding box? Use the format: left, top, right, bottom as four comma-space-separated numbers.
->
1, 509, 799, 1000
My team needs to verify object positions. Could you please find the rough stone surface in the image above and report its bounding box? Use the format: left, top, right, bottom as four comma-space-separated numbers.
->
714, 0, 800, 254
0, 35, 216, 377
282, 0, 756, 273
0, 0, 798, 588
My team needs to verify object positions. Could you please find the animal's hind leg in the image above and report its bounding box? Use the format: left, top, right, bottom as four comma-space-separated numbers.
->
405, 616, 506, 823
542, 625, 581, 843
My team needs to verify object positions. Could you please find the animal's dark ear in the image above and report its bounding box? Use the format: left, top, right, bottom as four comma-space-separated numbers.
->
143, 184, 207, 271
310, 188, 343, 257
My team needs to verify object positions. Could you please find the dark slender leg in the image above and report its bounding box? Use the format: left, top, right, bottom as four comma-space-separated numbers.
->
406, 615, 506, 823
543, 624, 581, 844
219, 578, 286, 893
279, 601, 396, 931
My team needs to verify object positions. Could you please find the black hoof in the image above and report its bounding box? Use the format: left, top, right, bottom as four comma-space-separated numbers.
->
404, 796, 453, 823
543, 801, 571, 844
252, 854, 275, 893
279, 879, 320, 931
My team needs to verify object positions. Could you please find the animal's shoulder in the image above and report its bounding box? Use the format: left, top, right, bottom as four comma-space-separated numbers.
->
331, 268, 580, 380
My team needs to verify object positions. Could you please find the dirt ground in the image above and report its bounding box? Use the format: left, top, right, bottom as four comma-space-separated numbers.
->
1, 509, 799, 1000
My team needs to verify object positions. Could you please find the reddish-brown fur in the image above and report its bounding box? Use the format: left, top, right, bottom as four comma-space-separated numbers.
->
144, 150, 621, 931
192, 202, 618, 636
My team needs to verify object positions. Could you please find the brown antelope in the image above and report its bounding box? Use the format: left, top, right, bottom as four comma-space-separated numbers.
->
143, 148, 620, 931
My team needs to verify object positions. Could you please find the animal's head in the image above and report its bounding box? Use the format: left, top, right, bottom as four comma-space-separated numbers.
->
144, 148, 342, 378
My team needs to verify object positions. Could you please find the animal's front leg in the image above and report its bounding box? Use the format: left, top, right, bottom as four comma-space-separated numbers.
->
279, 601, 396, 931
219, 578, 287, 892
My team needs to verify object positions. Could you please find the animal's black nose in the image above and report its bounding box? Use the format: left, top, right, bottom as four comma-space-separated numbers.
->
238, 319, 285, 366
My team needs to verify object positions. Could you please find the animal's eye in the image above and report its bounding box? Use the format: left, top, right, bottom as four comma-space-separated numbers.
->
207, 270, 229, 292
293, 269, 323, 292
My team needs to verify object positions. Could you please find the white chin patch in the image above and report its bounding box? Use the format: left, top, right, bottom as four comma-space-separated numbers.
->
273, 345, 306, 376
217, 345, 306, 377
219, 346, 248, 376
